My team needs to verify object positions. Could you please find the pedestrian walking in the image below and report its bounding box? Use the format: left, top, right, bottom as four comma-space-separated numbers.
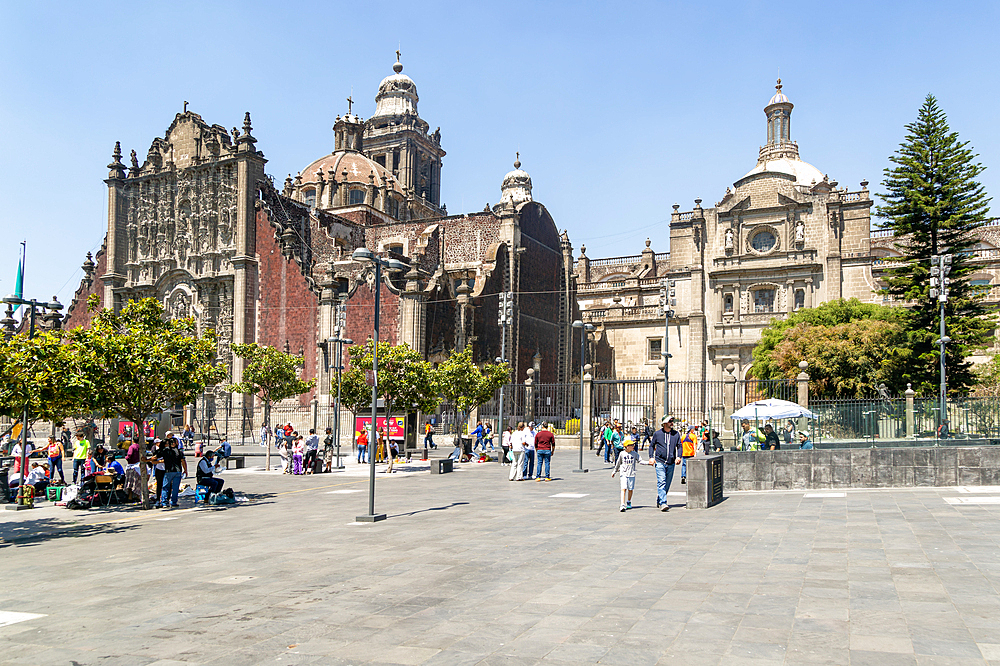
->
386, 433, 398, 473
612, 439, 639, 511
534, 423, 555, 481
680, 424, 698, 484
158, 436, 187, 508
648, 416, 682, 511
424, 421, 436, 449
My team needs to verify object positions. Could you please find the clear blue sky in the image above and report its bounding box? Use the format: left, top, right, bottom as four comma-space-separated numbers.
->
2, 0, 998, 307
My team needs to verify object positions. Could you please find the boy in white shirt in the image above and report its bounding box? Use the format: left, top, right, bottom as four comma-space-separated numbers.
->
611, 440, 638, 512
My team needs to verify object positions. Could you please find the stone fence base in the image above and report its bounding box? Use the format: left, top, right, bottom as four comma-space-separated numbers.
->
723, 447, 1000, 492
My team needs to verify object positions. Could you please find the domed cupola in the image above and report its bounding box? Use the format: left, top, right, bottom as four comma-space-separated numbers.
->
499, 153, 533, 210
764, 78, 795, 152
372, 52, 419, 119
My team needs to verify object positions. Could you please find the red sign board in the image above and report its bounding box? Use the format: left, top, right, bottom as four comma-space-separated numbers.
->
119, 421, 155, 438
355, 416, 405, 441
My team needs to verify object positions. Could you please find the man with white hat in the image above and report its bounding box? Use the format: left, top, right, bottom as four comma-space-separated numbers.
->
648, 415, 682, 511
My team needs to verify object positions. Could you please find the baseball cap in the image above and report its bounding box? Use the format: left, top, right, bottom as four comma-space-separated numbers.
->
661, 415, 674, 424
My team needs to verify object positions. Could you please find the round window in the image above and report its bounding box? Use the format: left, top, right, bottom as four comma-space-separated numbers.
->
751, 230, 777, 253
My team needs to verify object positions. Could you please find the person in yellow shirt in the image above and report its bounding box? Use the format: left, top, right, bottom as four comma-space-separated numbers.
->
72, 431, 90, 483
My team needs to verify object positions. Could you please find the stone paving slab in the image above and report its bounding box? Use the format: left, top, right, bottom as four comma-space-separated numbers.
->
3, 454, 1000, 664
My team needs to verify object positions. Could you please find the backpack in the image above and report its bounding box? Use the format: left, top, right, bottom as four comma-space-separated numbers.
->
681, 431, 698, 457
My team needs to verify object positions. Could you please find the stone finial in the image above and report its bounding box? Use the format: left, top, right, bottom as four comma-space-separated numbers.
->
645, 238, 651, 248
861, 179, 869, 189
283, 175, 293, 196
672, 204, 679, 211
514, 152, 521, 169
130, 150, 139, 170
283, 340, 291, 354
725, 363, 735, 374
580, 244, 587, 257
694, 198, 702, 207
798, 360, 808, 371
107, 141, 126, 179
394, 49, 403, 73
237, 112, 257, 148
82, 252, 96, 283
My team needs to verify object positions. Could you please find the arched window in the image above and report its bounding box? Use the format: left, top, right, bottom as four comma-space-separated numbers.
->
724, 294, 733, 313
794, 289, 805, 310
303, 189, 316, 207
387, 196, 400, 218
349, 189, 365, 205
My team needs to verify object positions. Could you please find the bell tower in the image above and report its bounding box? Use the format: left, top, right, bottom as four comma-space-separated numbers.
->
362, 53, 446, 213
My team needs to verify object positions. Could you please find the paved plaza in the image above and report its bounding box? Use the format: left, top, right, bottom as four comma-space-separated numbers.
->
3, 451, 1000, 665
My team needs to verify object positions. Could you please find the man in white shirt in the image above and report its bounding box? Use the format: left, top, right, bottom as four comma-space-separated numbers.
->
522, 422, 537, 480
508, 423, 528, 481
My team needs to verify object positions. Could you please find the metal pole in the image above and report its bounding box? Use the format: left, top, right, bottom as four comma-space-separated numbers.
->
497, 320, 506, 463
940, 299, 946, 436
16, 302, 37, 504
573, 325, 588, 473
334, 338, 344, 469
358, 261, 386, 522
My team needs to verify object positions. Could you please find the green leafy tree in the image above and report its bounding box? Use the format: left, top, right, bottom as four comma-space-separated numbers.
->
339, 366, 376, 442
347, 341, 440, 455
750, 298, 908, 388
0, 330, 91, 429
229, 342, 316, 471
436, 348, 509, 447
768, 319, 911, 397
877, 94, 993, 394
71, 296, 228, 507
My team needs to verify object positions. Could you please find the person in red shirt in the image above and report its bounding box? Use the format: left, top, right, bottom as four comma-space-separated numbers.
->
357, 429, 368, 464
533, 423, 556, 481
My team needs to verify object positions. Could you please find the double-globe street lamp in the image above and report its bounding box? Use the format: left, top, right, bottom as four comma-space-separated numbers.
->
351, 247, 408, 523
571, 319, 594, 474
2, 294, 63, 509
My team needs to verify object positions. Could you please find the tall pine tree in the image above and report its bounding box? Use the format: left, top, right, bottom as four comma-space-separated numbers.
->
877, 94, 993, 394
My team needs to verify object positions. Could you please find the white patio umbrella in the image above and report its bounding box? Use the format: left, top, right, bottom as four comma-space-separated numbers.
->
730, 398, 816, 421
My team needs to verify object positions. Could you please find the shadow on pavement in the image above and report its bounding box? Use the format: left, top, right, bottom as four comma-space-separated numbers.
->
0, 516, 141, 547
389, 501, 470, 519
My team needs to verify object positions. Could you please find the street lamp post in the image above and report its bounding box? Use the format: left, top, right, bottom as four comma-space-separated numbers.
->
351, 248, 407, 523
931, 254, 952, 439
658, 280, 676, 417
2, 294, 63, 510
571, 320, 594, 473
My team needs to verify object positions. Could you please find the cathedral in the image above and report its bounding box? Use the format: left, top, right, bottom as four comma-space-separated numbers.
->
577, 81, 878, 382
61, 56, 579, 420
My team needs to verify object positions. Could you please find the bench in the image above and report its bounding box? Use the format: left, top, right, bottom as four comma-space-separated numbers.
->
224, 456, 245, 470
431, 458, 453, 474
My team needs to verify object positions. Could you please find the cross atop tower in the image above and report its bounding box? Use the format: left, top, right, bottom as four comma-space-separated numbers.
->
396, 49, 401, 63
346, 95, 353, 115
776, 78, 782, 92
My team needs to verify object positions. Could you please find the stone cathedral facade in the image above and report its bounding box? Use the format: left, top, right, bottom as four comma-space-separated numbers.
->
63, 58, 579, 422
577, 81, 878, 382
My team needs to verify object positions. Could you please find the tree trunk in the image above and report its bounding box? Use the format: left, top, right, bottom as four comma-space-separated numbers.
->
264, 399, 271, 471
134, 412, 151, 509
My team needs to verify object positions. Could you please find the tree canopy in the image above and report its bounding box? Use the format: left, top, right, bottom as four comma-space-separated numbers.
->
436, 347, 509, 419
0, 330, 91, 426
346, 341, 440, 420
750, 298, 909, 395
876, 94, 993, 393
72, 296, 228, 506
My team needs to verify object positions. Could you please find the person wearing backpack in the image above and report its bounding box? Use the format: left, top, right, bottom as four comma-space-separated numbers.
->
679, 424, 698, 484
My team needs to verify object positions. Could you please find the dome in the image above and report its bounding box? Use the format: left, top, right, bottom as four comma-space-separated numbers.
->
499, 155, 533, 209
372, 57, 419, 118
298, 151, 402, 194
767, 78, 791, 107
742, 156, 824, 186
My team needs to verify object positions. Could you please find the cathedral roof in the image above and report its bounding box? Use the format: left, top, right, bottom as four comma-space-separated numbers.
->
767, 78, 791, 107
298, 151, 401, 194
499, 154, 533, 209
372, 56, 419, 119
742, 156, 824, 186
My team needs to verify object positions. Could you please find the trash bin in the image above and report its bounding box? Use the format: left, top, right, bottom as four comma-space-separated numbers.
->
0, 467, 8, 504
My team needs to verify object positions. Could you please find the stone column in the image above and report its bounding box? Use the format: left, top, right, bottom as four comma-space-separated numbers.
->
796, 361, 810, 409
654, 362, 665, 424
905, 383, 915, 438
581, 364, 593, 448
723, 363, 736, 437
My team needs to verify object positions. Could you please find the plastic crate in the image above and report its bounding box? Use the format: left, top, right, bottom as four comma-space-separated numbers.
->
46, 486, 63, 502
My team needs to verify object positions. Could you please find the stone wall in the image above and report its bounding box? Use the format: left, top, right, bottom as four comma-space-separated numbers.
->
722, 447, 1000, 492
